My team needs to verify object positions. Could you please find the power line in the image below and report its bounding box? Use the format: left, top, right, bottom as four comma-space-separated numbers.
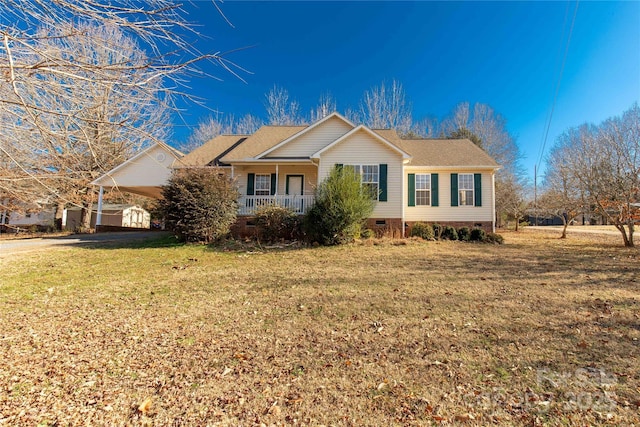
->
536, 0, 580, 170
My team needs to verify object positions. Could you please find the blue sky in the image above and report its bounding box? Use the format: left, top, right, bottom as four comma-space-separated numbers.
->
174, 1, 640, 180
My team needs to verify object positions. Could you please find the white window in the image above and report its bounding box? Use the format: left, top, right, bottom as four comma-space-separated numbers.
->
346, 164, 379, 200
255, 174, 271, 196
459, 173, 474, 206
415, 174, 431, 206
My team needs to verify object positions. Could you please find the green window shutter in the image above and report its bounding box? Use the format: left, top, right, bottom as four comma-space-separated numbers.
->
408, 174, 415, 207
270, 173, 277, 195
247, 173, 255, 195
450, 173, 458, 207
431, 173, 439, 207
378, 164, 387, 202
474, 173, 482, 207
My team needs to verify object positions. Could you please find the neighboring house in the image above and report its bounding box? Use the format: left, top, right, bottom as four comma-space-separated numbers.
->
64, 204, 151, 230
6, 207, 56, 230
93, 112, 500, 235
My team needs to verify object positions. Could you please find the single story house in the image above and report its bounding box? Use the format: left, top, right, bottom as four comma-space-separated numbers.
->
92, 112, 500, 235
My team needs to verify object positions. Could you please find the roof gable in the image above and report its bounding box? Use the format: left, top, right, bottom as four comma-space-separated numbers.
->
311, 125, 412, 159
257, 112, 355, 159
91, 142, 184, 187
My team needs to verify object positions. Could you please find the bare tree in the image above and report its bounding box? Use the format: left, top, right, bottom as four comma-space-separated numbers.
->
265, 85, 304, 126
357, 79, 413, 135
310, 93, 337, 122
442, 102, 526, 227
0, 1, 241, 227
180, 115, 231, 154
540, 130, 586, 238
0, 23, 169, 229
234, 114, 263, 135
565, 104, 639, 246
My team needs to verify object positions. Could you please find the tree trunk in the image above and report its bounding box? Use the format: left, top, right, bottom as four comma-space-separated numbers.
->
81, 201, 93, 230
54, 201, 65, 231
627, 222, 634, 247
616, 225, 631, 247
561, 219, 568, 239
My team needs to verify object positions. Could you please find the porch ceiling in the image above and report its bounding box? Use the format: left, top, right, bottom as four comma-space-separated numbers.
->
113, 186, 164, 199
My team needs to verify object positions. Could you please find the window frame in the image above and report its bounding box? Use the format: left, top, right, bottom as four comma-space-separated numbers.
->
415, 173, 431, 206
458, 173, 474, 206
345, 164, 380, 201
254, 173, 271, 196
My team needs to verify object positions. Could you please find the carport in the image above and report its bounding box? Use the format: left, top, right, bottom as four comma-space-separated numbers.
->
90, 143, 183, 226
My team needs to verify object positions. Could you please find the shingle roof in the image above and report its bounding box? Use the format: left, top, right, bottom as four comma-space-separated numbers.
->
177, 135, 249, 167
220, 125, 306, 162
373, 129, 499, 168
174, 124, 498, 168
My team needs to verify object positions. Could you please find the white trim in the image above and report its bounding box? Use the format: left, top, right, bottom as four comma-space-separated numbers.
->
96, 186, 104, 226
311, 125, 412, 160
228, 159, 316, 166
404, 165, 499, 171
285, 174, 305, 196
492, 172, 496, 232
256, 112, 355, 159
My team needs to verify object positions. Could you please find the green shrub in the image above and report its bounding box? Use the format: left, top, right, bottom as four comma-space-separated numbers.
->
441, 226, 458, 241
485, 232, 504, 244
470, 228, 486, 242
360, 228, 374, 239
304, 166, 376, 245
410, 222, 434, 240
457, 226, 471, 241
432, 223, 443, 240
157, 168, 238, 243
255, 205, 301, 242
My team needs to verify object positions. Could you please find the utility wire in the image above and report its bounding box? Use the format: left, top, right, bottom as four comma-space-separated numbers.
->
536, 0, 580, 170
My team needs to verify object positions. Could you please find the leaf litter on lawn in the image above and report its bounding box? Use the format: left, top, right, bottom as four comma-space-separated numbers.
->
0, 229, 638, 425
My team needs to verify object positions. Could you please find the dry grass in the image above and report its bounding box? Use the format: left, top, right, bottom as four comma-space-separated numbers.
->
1, 230, 639, 426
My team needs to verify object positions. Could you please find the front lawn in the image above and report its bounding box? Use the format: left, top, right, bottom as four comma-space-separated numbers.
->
1, 230, 638, 425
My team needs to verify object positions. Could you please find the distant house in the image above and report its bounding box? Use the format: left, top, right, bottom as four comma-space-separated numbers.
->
93, 112, 500, 235
6, 206, 56, 230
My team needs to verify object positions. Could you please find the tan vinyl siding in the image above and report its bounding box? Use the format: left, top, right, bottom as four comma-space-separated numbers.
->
404, 169, 495, 222
234, 165, 318, 196
98, 144, 176, 188
267, 116, 352, 158
318, 129, 403, 218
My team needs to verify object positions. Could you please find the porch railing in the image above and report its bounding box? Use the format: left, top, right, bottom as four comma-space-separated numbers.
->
238, 195, 315, 216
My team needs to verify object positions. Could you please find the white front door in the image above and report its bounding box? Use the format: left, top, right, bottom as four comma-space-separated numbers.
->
286, 175, 303, 196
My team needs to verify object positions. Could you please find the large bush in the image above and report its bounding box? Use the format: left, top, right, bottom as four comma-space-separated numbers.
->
304, 166, 376, 245
255, 205, 301, 242
410, 222, 434, 240
157, 168, 238, 243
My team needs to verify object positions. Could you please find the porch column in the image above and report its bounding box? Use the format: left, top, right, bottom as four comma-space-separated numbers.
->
96, 186, 104, 226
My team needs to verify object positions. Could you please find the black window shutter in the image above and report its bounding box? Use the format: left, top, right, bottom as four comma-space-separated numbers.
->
270, 173, 277, 195
408, 173, 415, 207
474, 173, 482, 207
378, 164, 387, 202
247, 173, 255, 195
450, 173, 458, 207
431, 173, 439, 207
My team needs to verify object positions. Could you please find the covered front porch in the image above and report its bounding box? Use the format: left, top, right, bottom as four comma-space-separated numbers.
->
232, 162, 318, 216
238, 194, 315, 215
